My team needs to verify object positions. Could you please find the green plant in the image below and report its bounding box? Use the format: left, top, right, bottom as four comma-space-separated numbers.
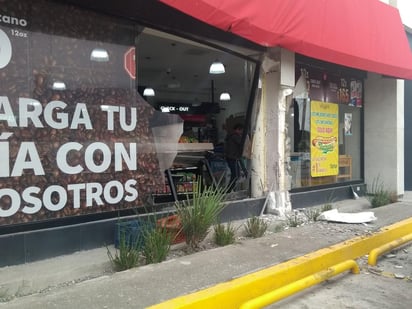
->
370, 191, 391, 208
303, 207, 321, 222
213, 222, 236, 246
321, 203, 333, 212
321, 192, 335, 212
114, 219, 146, 251
107, 232, 140, 271
175, 179, 227, 249
142, 225, 172, 264
367, 176, 392, 208
244, 216, 268, 238
285, 211, 304, 227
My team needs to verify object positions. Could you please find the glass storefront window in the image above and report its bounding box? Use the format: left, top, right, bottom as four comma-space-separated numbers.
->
0, 0, 256, 227
136, 29, 255, 141
137, 29, 256, 200
288, 64, 363, 189
0, 0, 161, 226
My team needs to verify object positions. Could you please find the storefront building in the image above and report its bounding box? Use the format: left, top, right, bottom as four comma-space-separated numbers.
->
1, 0, 412, 265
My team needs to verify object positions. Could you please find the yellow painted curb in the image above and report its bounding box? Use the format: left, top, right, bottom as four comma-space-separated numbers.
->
239, 259, 359, 309
147, 217, 412, 309
368, 232, 412, 266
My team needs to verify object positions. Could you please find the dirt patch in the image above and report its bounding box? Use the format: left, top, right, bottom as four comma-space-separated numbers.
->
167, 206, 377, 261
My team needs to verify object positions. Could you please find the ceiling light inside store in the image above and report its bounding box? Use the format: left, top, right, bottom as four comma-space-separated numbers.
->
52, 81, 66, 90
143, 87, 155, 97
90, 48, 109, 62
219, 92, 231, 101
209, 60, 225, 74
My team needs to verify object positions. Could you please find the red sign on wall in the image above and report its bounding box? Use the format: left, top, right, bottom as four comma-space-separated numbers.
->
124, 47, 136, 79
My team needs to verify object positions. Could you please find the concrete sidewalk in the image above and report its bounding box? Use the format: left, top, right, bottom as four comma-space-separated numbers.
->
1, 197, 412, 308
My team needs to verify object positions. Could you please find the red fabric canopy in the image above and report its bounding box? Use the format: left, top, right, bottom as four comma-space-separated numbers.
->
160, 0, 412, 80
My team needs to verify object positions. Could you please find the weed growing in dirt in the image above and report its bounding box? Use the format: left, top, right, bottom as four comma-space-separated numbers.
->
367, 176, 393, 208
318, 192, 336, 212
143, 226, 172, 264
285, 211, 304, 227
175, 179, 227, 249
303, 207, 322, 222
321, 203, 333, 212
244, 216, 268, 238
107, 233, 140, 271
213, 222, 236, 246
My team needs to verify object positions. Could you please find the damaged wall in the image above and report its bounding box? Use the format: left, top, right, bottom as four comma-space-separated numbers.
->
251, 50, 292, 215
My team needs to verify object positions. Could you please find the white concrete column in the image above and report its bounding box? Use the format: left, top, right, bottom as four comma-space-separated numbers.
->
364, 73, 404, 195
265, 71, 281, 189
250, 77, 266, 197
250, 51, 292, 214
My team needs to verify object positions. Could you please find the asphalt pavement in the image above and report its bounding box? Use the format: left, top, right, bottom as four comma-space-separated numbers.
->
1, 194, 412, 308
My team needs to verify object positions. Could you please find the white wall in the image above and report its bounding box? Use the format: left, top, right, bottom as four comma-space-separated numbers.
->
373, 0, 407, 195
364, 73, 404, 195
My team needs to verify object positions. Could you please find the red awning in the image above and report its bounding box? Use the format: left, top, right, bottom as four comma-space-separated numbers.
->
160, 0, 412, 80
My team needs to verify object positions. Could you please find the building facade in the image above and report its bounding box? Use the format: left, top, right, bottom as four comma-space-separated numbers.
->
1, 0, 411, 265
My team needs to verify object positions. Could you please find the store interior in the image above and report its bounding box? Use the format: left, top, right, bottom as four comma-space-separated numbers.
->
135, 29, 257, 199
137, 28, 256, 145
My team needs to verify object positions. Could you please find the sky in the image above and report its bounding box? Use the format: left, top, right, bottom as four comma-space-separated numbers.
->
398, 0, 412, 28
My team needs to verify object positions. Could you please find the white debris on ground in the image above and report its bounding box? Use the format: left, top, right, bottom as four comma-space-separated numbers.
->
317, 208, 377, 223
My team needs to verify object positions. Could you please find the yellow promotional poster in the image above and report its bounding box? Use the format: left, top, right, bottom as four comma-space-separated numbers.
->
310, 101, 339, 177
